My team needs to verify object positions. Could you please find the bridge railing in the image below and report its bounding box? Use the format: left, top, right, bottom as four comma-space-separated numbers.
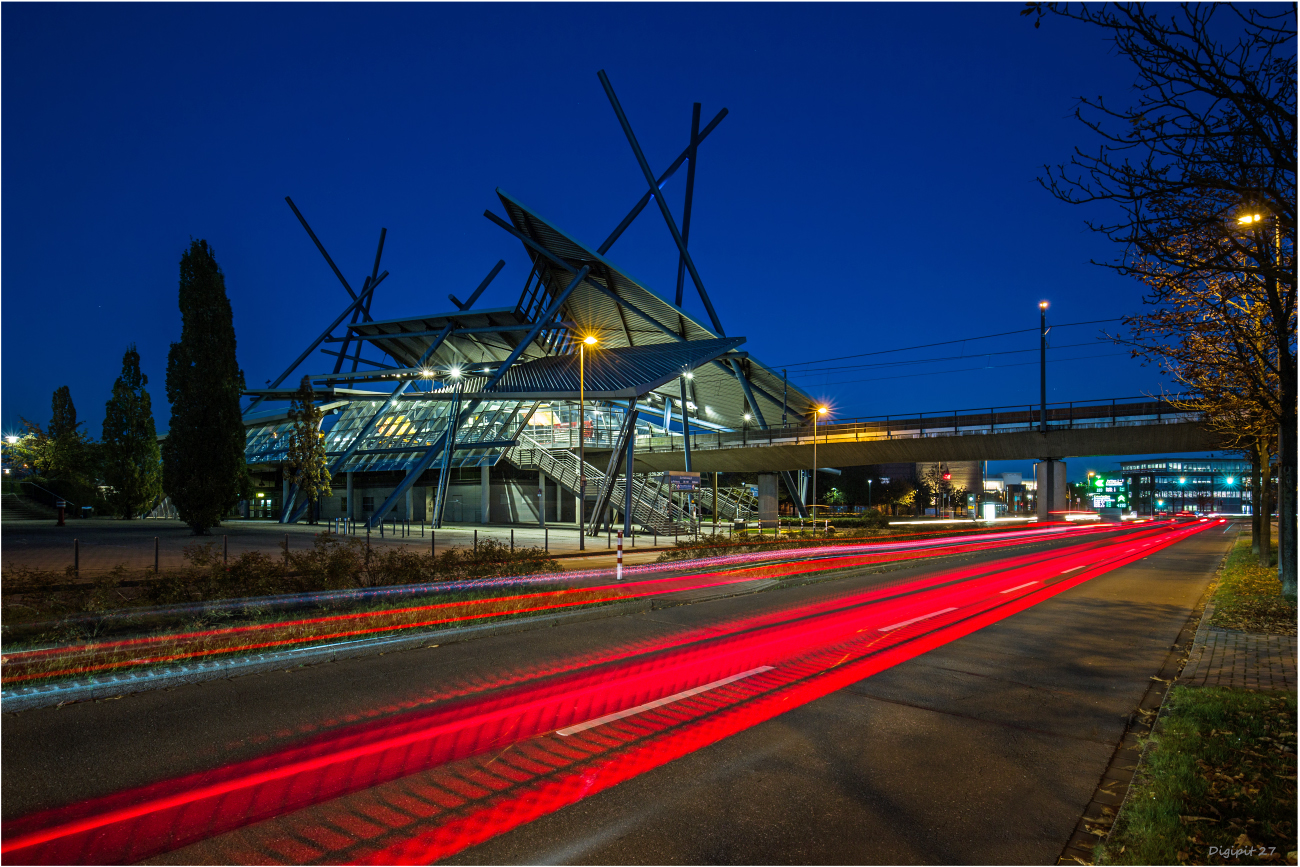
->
634, 396, 1201, 455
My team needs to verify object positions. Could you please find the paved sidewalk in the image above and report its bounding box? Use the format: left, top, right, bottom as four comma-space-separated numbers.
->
1178, 602, 1298, 692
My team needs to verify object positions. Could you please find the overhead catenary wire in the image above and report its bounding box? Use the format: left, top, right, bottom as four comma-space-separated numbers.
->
791, 340, 1107, 375
812, 351, 1130, 387
770, 318, 1124, 369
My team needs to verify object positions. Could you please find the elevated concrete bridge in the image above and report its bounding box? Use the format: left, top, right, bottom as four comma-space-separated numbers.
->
611, 398, 1220, 474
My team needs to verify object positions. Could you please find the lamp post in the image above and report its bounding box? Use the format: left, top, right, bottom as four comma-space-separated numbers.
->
578, 335, 597, 550
868, 478, 873, 510
1039, 301, 1049, 434
811, 405, 828, 522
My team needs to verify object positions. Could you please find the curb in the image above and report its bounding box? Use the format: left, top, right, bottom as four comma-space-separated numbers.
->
1056, 529, 1235, 865
1, 599, 651, 714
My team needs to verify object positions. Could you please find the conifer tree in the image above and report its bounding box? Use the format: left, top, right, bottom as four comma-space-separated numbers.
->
102, 345, 162, 518
162, 240, 247, 534
285, 376, 333, 524
45, 386, 93, 483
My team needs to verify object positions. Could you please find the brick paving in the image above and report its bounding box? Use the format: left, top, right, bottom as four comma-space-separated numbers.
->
1178, 602, 1297, 692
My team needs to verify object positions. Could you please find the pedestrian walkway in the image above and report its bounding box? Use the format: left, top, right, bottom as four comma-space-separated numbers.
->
0, 517, 705, 576
1178, 602, 1297, 692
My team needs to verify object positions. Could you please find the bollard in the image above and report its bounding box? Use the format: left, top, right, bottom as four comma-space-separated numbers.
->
511, 528, 514, 553
431, 530, 435, 556
366, 525, 371, 569
73, 538, 79, 576
474, 529, 478, 553
654, 530, 658, 547
607, 528, 611, 549
380, 520, 384, 538
154, 536, 159, 574
56, 499, 66, 527
616, 530, 623, 581
545, 527, 548, 553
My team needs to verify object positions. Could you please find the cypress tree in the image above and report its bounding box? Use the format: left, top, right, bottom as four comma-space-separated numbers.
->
162, 239, 247, 534
286, 376, 333, 524
50, 386, 77, 439
45, 385, 92, 483
102, 345, 163, 519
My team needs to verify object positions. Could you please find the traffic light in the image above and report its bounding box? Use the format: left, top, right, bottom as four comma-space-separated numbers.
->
942, 472, 952, 481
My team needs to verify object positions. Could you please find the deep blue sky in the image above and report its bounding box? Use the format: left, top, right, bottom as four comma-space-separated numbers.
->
2, 3, 1235, 478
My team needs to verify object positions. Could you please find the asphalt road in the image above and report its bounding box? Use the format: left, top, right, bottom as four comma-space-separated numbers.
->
1, 521, 1235, 864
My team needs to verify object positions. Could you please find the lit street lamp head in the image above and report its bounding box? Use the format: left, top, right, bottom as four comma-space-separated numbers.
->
1039, 300, 1049, 310
817, 406, 828, 415
583, 335, 597, 346
1238, 213, 1263, 225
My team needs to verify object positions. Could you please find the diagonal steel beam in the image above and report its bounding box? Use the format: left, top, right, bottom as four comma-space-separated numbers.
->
480, 266, 589, 393
334, 228, 389, 375
245, 271, 388, 416
597, 106, 728, 256
674, 103, 702, 308
430, 387, 464, 529
597, 70, 726, 337
449, 260, 506, 311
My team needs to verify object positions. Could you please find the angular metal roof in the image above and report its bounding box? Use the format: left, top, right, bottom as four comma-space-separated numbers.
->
497, 189, 816, 427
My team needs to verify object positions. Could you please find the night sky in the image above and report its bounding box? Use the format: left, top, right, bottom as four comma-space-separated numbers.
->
1, 3, 1234, 479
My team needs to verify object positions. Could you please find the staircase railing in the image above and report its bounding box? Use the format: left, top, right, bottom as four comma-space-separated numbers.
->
503, 431, 690, 534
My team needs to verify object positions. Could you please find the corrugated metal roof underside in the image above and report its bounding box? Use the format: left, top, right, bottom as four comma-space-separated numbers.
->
497, 189, 817, 427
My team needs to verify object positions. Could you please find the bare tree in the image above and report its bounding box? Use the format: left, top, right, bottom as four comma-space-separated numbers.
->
1027, 2, 1296, 595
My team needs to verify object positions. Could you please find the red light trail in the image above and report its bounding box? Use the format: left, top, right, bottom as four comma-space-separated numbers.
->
0, 520, 1219, 865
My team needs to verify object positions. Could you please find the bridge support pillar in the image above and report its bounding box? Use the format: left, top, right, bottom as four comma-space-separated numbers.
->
757, 473, 779, 528
481, 464, 491, 525
1035, 459, 1067, 522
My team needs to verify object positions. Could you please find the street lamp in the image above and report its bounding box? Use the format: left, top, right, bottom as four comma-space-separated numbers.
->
868, 478, 873, 511
812, 405, 828, 523
578, 334, 597, 550
1039, 301, 1049, 435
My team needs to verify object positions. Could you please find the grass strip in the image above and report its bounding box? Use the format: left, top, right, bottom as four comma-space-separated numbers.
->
1097, 686, 1296, 866
1210, 537, 1296, 635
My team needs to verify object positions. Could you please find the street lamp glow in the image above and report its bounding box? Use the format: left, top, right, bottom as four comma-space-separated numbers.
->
1039, 300, 1049, 310
817, 406, 828, 415
583, 335, 598, 346
449, 366, 462, 379
1226, 477, 1235, 485
1238, 213, 1263, 225
743, 413, 752, 421
4, 436, 17, 444
1179, 477, 1186, 484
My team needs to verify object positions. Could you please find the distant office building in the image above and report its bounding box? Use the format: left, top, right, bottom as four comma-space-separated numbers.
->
1114, 458, 1256, 515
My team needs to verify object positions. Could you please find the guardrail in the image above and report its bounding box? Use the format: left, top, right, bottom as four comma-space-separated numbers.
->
634, 398, 1201, 456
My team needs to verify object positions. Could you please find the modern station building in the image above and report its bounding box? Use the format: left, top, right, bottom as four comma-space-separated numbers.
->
240, 90, 818, 534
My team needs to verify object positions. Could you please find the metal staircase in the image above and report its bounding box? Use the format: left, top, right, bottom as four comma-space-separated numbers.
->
503, 431, 690, 535
704, 485, 758, 522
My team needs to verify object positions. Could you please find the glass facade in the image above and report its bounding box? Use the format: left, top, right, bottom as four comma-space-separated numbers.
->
1117, 458, 1255, 516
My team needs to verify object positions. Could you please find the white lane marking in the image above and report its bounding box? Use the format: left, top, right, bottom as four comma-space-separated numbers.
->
1001, 581, 1039, 594
880, 607, 958, 632
556, 666, 775, 737
1060, 566, 1085, 574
